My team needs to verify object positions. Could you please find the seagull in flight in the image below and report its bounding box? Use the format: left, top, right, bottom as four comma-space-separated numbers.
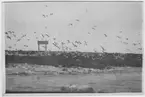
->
24, 45, 28, 47
126, 49, 132, 53
117, 36, 121, 39
78, 41, 82, 44
50, 13, 53, 15
45, 34, 49, 37
100, 45, 105, 52
104, 34, 107, 37
67, 40, 70, 43
138, 48, 142, 50
75, 41, 78, 44
16, 38, 21, 42
76, 19, 80, 22
13, 34, 16, 37
68, 23, 73, 26
94, 25, 97, 27
61, 42, 65, 45
41, 34, 44, 38
8, 46, 12, 49
42, 14, 46, 18
7, 36, 11, 40
123, 42, 128, 45
5, 32, 8, 34
84, 41, 87, 46
72, 42, 77, 47
92, 27, 95, 30
53, 43, 60, 49
21, 34, 26, 38
53, 38, 56, 40
42, 14, 48, 18
133, 43, 137, 46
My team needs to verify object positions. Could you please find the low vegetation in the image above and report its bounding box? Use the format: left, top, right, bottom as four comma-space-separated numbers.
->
6, 50, 142, 69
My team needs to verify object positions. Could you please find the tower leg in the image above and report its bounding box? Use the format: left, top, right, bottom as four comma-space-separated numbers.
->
45, 44, 47, 51
38, 44, 40, 51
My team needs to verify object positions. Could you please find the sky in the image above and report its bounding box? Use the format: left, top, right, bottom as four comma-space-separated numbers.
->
3, 2, 143, 54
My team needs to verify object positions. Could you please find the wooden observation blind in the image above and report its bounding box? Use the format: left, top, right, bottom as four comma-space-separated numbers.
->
37, 41, 48, 51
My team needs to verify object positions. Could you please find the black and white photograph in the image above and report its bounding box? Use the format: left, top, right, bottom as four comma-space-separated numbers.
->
2, 0, 143, 94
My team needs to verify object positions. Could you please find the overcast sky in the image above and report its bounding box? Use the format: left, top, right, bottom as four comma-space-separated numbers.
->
4, 2, 143, 53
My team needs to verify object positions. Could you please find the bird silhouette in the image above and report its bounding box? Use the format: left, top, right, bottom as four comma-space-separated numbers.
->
100, 45, 105, 52
45, 34, 49, 37
123, 42, 128, 45
61, 42, 65, 45
45, 5, 48, 7
65, 47, 69, 50
42, 14, 48, 18
92, 27, 95, 30
68, 23, 73, 26
126, 38, 128, 40
5, 32, 8, 34
133, 43, 137, 46
94, 25, 97, 27
41, 34, 44, 38
34, 32, 36, 33
75, 41, 78, 44
67, 40, 70, 43
117, 36, 121, 39
7, 31, 10, 33
42, 14, 46, 18
138, 48, 142, 50
78, 41, 82, 44
72, 43, 77, 47
93, 49, 97, 53
53, 43, 60, 49
24, 45, 28, 47
13, 34, 16, 37
104, 34, 107, 37
76, 19, 80, 22
21, 34, 26, 38
126, 49, 131, 52
8, 46, 12, 48
84, 41, 87, 46
50, 13, 53, 15
16, 38, 21, 42
7, 36, 11, 40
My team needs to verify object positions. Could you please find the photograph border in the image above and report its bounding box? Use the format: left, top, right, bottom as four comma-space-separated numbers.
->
0, 0, 144, 97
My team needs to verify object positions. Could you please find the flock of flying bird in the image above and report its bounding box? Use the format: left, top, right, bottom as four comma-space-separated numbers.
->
5, 4, 142, 53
